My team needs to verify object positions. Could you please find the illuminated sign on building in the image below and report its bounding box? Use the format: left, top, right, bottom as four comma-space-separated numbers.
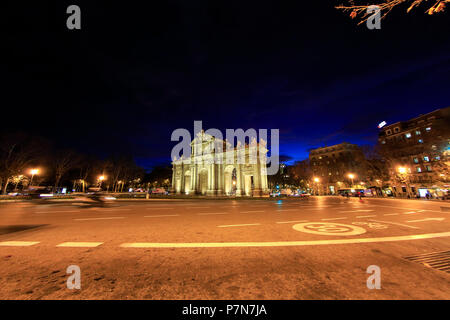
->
378, 121, 386, 128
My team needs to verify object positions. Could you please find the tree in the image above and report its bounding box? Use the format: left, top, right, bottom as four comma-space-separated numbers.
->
52, 150, 81, 192
336, 0, 449, 24
0, 133, 44, 194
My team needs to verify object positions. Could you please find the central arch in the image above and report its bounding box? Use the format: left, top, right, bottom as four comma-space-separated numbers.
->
198, 169, 208, 195
224, 165, 237, 196
184, 170, 191, 194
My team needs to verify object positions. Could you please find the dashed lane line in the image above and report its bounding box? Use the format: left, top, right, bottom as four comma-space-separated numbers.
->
36, 210, 80, 214
339, 210, 375, 213
368, 219, 420, 229
370, 204, 442, 213
321, 217, 348, 221
0, 241, 40, 247
217, 223, 261, 228
144, 214, 180, 218
197, 212, 229, 215
276, 220, 309, 224
119, 231, 450, 248
56, 242, 103, 248
74, 217, 125, 221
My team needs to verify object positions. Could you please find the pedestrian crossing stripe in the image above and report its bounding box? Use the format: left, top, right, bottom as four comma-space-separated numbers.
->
0, 241, 40, 246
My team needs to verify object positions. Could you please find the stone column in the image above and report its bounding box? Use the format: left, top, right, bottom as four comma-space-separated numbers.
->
235, 164, 243, 196
170, 164, 176, 193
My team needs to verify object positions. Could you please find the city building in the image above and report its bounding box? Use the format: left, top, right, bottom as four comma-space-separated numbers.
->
378, 107, 450, 198
171, 131, 269, 196
309, 142, 366, 195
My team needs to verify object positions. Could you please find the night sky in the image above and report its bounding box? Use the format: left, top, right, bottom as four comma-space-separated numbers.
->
3, 1, 450, 170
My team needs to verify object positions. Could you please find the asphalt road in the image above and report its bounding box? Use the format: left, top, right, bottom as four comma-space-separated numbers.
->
0, 196, 449, 299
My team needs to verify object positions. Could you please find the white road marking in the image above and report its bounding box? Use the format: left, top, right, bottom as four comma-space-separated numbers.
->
144, 214, 179, 218
406, 218, 445, 223
240, 210, 265, 213
368, 219, 420, 229
371, 204, 442, 213
36, 210, 80, 213
119, 231, 450, 248
0, 241, 39, 247
403, 211, 417, 214
276, 220, 309, 224
56, 242, 103, 247
197, 212, 229, 215
321, 217, 348, 221
217, 223, 261, 228
74, 217, 125, 221
356, 215, 377, 218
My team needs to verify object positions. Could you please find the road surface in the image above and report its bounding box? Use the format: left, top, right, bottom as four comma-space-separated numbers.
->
0, 196, 449, 299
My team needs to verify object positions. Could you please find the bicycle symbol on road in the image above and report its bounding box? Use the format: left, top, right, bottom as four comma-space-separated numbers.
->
292, 222, 367, 236
352, 222, 388, 230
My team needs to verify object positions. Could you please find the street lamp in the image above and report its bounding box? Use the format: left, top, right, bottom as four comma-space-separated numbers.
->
347, 173, 355, 187
313, 177, 320, 195
397, 166, 410, 197
98, 175, 106, 188
29, 168, 39, 186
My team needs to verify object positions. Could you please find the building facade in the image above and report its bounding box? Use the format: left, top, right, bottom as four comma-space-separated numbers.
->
378, 107, 450, 198
309, 142, 366, 195
171, 132, 269, 196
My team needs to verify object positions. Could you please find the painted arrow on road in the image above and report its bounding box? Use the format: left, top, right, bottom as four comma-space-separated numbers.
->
406, 218, 445, 223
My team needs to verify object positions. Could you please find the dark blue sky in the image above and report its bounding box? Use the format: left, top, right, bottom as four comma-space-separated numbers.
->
3, 1, 450, 170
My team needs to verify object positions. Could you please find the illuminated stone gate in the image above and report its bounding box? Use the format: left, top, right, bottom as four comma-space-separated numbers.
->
171, 132, 269, 196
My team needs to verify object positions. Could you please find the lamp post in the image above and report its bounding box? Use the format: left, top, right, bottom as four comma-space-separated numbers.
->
347, 173, 355, 188
313, 177, 320, 196
397, 166, 410, 198
98, 175, 105, 189
29, 169, 39, 187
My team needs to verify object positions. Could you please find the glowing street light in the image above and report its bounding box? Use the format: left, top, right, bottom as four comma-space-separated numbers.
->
347, 173, 355, 187
397, 167, 411, 197
398, 167, 407, 174
29, 168, 39, 186
98, 175, 106, 188
313, 177, 320, 195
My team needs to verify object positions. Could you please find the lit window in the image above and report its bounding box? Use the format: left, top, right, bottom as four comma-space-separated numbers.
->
426, 165, 432, 172
413, 158, 419, 163
329, 172, 332, 176
416, 167, 422, 173
435, 156, 441, 160
405, 133, 411, 138
381, 140, 386, 144
415, 130, 421, 135
423, 156, 429, 162
432, 145, 437, 150
426, 127, 431, 131
418, 139, 423, 143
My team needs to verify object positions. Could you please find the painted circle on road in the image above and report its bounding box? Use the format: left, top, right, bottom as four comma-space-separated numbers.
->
292, 222, 367, 236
